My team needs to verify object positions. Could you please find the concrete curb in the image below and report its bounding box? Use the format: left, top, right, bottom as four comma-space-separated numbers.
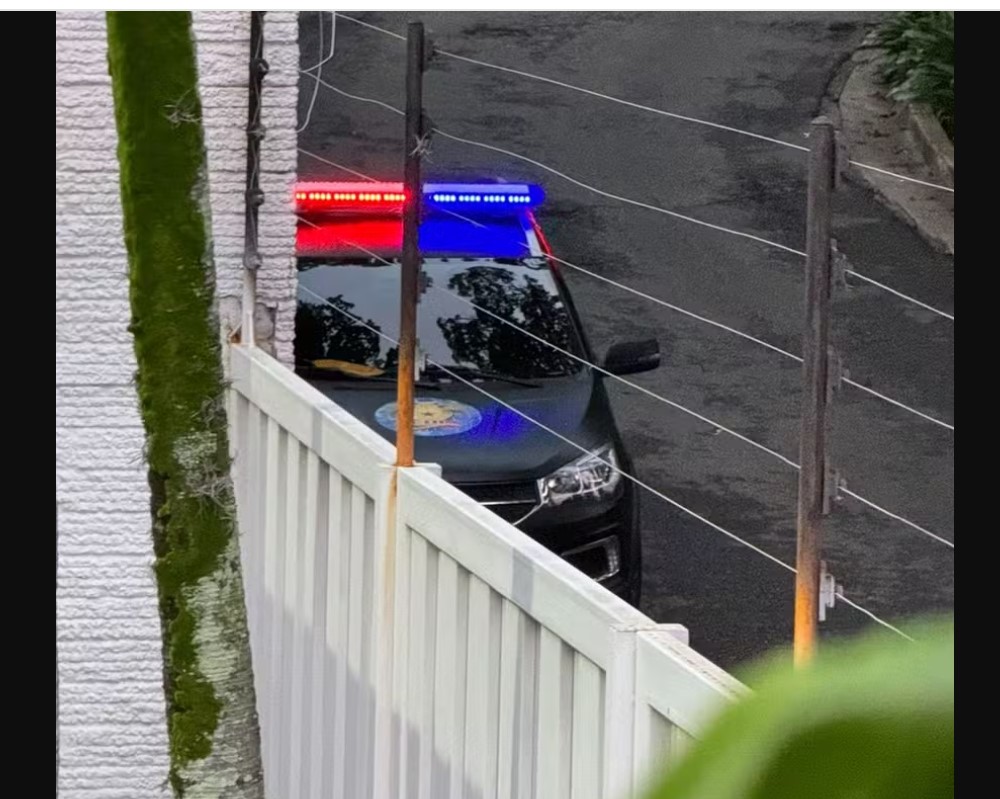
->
831, 44, 954, 255
905, 102, 954, 185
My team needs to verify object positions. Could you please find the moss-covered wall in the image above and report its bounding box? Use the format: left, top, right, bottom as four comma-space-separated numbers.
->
107, 11, 261, 796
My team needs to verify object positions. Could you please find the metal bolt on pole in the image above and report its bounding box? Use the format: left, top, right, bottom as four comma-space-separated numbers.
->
793, 117, 836, 667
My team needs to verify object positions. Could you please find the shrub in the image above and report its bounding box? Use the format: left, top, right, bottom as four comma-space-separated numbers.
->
876, 11, 954, 140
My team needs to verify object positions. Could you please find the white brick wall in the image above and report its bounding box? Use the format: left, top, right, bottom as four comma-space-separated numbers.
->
56, 11, 299, 796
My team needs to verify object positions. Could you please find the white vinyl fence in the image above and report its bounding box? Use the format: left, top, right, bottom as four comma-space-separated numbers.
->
228, 344, 746, 799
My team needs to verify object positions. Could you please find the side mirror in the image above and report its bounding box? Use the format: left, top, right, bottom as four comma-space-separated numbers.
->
602, 339, 661, 376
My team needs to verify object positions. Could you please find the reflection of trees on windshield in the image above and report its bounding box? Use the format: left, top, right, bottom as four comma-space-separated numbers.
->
294, 294, 398, 372
438, 267, 579, 378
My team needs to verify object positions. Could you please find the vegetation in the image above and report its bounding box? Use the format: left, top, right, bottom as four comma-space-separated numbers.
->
642, 619, 953, 799
106, 11, 263, 797
877, 11, 954, 140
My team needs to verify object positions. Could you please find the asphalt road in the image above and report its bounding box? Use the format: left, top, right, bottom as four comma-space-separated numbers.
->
297, 11, 955, 673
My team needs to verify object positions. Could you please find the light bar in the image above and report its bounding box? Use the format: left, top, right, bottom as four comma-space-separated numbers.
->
295, 182, 407, 213
423, 183, 544, 212
295, 181, 544, 215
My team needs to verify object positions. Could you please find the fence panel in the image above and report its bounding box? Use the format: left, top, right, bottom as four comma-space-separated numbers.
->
395, 467, 709, 799
632, 628, 748, 795
228, 345, 744, 799
229, 346, 395, 799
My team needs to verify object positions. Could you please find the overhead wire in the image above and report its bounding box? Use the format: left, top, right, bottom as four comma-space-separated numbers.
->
297, 280, 916, 641
299, 73, 956, 323
296, 146, 954, 432
290, 18, 951, 641
298, 10, 338, 134
335, 12, 954, 195
307, 226, 953, 550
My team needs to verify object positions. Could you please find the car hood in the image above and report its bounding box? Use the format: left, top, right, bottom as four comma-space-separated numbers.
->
308, 372, 609, 483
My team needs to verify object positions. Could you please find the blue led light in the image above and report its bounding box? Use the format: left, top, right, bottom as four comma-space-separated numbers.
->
423, 183, 544, 213
418, 218, 530, 258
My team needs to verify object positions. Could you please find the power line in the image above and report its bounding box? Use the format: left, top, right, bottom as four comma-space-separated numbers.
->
303, 76, 804, 255
434, 126, 956, 322
300, 75, 956, 323
840, 488, 951, 548
296, 283, 789, 571
836, 594, 914, 641
314, 228, 953, 550
433, 126, 810, 258
302, 72, 405, 119
298, 146, 378, 182
539, 250, 954, 428
296, 146, 955, 432
846, 161, 954, 194
846, 269, 954, 320
302, 10, 337, 72
298, 11, 337, 134
440, 289, 954, 548
302, 76, 807, 257
297, 282, 914, 641
335, 12, 954, 195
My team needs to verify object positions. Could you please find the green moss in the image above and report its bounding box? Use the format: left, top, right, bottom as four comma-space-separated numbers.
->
106, 12, 242, 793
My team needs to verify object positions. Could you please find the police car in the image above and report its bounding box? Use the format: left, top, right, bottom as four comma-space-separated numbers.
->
294, 180, 661, 605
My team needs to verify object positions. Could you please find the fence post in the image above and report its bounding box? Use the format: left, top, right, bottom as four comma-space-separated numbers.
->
603, 626, 638, 799
372, 462, 400, 799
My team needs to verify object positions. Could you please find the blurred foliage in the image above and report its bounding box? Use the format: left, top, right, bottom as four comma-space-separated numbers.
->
642, 619, 953, 799
877, 12, 954, 140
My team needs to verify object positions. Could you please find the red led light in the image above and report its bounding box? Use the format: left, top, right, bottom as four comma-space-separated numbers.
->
296, 219, 404, 257
294, 181, 407, 213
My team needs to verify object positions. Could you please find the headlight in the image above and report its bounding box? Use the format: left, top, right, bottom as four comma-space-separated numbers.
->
538, 444, 622, 507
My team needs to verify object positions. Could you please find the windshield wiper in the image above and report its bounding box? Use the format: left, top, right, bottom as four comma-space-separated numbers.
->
424, 364, 541, 389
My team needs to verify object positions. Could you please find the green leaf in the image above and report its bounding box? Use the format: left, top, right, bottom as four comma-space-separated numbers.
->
641, 619, 953, 799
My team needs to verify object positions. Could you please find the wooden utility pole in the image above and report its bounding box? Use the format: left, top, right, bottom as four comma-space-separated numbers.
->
396, 21, 426, 467
793, 118, 836, 667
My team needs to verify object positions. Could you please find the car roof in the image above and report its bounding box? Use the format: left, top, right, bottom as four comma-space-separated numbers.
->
296, 213, 542, 261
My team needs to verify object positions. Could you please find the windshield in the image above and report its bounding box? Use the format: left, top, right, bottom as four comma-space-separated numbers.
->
295, 257, 586, 381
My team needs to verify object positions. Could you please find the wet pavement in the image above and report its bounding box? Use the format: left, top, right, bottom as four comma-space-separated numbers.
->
297, 11, 954, 672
